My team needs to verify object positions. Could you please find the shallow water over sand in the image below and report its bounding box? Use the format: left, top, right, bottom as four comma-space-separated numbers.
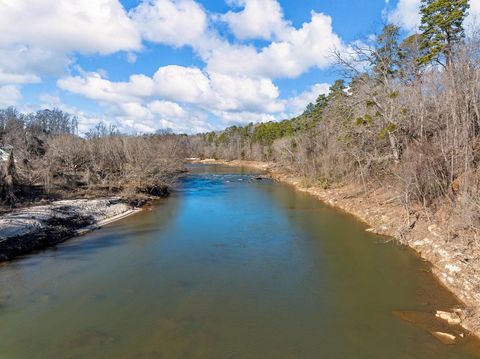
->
0, 165, 479, 358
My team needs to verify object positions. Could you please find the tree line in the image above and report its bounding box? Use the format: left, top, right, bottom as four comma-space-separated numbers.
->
0, 108, 188, 206
2, 0, 476, 230
189, 0, 480, 230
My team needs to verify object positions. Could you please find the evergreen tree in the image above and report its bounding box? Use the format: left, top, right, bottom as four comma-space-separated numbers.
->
303, 94, 329, 117
373, 24, 402, 78
315, 94, 329, 110
303, 103, 316, 116
418, 0, 469, 67
328, 80, 347, 101
399, 34, 426, 82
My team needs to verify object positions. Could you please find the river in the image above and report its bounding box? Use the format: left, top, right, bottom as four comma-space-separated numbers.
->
0, 165, 479, 358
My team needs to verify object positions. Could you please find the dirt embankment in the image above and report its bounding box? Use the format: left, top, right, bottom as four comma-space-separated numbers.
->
193, 158, 480, 340
0, 198, 141, 261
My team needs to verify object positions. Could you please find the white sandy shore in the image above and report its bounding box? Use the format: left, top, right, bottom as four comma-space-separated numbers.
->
0, 198, 138, 241
76, 207, 142, 235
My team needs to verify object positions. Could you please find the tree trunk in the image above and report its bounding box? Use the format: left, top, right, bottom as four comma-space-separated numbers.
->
388, 132, 400, 164
0, 152, 17, 205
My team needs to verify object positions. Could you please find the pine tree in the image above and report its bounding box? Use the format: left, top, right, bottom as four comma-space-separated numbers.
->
418, 0, 469, 67
399, 34, 426, 82
303, 103, 316, 116
315, 94, 329, 110
328, 80, 346, 101
373, 24, 402, 78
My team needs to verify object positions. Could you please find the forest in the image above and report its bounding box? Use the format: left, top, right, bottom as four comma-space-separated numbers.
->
1, 0, 479, 235
0, 107, 188, 207
189, 0, 480, 232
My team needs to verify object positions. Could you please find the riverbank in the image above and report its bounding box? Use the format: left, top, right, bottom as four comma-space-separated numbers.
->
192, 158, 480, 341
0, 198, 142, 261
3, 163, 478, 358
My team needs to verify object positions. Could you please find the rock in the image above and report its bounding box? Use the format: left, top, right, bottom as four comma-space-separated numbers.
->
445, 264, 461, 274
435, 310, 462, 325
428, 224, 442, 238
378, 225, 389, 233
431, 331, 457, 344
412, 239, 427, 247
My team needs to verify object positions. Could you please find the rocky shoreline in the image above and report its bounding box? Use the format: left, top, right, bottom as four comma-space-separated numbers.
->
0, 198, 141, 261
193, 159, 480, 342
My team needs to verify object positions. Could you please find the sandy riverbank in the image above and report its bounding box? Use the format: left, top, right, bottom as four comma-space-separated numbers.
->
0, 198, 141, 261
192, 158, 480, 342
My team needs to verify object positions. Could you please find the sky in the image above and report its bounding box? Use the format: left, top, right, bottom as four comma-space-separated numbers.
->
0, 0, 479, 134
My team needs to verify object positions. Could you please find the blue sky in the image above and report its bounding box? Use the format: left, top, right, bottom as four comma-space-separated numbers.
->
1, 0, 476, 134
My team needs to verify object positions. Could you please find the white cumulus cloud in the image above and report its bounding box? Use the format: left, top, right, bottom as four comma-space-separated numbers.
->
387, 0, 422, 32
58, 72, 154, 103
148, 100, 186, 118
221, 0, 289, 40
0, 0, 351, 133
0, 0, 141, 88
206, 12, 343, 78
153, 66, 213, 104
0, 0, 140, 54
286, 83, 331, 116
388, 0, 480, 32
59, 65, 283, 114
0, 85, 21, 107
130, 0, 208, 47
57, 65, 288, 132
